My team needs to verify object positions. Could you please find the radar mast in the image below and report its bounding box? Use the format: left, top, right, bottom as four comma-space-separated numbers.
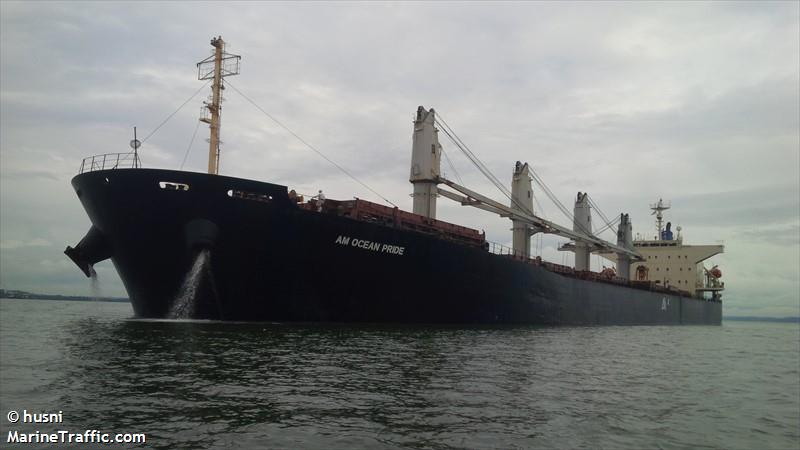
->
650, 198, 671, 240
197, 36, 241, 175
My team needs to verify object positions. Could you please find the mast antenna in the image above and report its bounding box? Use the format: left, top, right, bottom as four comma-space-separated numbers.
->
649, 198, 671, 240
197, 36, 241, 175
129, 126, 141, 168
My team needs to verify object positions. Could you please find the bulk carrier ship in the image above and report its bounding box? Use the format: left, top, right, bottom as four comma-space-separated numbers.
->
65, 37, 724, 325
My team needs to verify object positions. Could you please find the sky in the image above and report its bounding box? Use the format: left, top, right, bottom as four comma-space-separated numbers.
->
1, 1, 798, 317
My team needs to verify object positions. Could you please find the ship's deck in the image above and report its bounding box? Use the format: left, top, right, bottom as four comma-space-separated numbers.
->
302, 197, 486, 248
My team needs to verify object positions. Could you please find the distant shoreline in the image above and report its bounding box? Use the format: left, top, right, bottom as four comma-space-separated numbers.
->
721, 316, 800, 323
0, 289, 128, 303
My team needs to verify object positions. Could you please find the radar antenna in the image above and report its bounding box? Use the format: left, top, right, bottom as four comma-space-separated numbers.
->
649, 198, 671, 240
197, 36, 241, 175
129, 126, 141, 168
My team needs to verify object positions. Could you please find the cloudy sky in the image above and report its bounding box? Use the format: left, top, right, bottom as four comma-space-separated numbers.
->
1, 1, 798, 317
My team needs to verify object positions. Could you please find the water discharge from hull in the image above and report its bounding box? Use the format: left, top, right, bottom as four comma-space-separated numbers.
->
89, 265, 102, 301
169, 249, 211, 319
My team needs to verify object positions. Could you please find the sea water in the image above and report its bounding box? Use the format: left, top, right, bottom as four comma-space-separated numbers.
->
0, 298, 798, 449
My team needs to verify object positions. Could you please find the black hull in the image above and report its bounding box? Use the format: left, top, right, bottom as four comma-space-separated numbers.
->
70, 169, 721, 325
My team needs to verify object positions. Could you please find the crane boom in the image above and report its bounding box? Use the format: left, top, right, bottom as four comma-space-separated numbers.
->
437, 177, 642, 260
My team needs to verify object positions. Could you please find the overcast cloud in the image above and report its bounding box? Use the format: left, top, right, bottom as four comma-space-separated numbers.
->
1, 1, 798, 316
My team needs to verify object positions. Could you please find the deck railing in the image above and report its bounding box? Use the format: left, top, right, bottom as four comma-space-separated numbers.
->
78, 153, 141, 174
486, 241, 544, 261
487, 241, 516, 257
488, 241, 570, 270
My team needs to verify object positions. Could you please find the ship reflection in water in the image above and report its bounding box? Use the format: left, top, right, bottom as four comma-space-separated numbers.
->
3, 301, 782, 450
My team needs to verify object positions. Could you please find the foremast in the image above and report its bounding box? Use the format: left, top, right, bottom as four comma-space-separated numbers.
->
197, 36, 240, 175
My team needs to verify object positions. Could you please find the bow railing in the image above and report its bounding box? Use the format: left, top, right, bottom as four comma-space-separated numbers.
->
78, 153, 141, 174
